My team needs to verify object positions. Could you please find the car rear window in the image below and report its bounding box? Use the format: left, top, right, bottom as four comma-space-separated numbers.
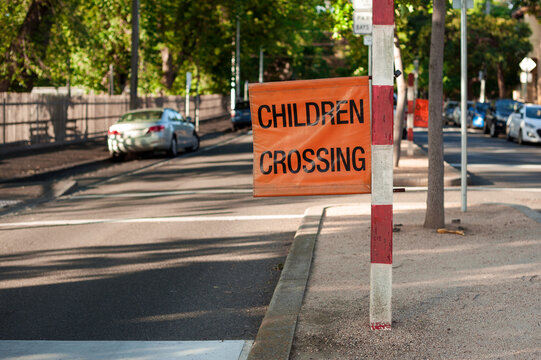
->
526, 107, 541, 119
119, 110, 163, 123
235, 101, 250, 110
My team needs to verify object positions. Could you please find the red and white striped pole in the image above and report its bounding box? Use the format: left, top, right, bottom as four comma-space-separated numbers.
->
407, 73, 415, 156
370, 0, 394, 331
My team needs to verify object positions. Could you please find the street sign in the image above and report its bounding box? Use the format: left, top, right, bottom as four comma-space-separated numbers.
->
353, 10, 372, 35
520, 57, 536, 73
249, 77, 371, 197
452, 0, 474, 9
363, 35, 372, 46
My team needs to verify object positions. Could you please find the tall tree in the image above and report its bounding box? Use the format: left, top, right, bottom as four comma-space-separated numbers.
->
424, 0, 446, 229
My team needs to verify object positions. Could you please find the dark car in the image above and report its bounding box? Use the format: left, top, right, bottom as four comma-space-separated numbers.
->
231, 101, 252, 130
471, 102, 490, 129
443, 100, 459, 125
484, 99, 522, 137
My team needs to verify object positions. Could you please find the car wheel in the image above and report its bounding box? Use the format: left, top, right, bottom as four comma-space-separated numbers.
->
506, 127, 512, 142
168, 137, 178, 157
111, 152, 125, 162
483, 121, 489, 134
186, 131, 200, 152
518, 129, 524, 145
489, 122, 497, 137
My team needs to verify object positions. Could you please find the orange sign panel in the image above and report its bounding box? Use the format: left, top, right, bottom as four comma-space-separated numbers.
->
414, 99, 429, 128
249, 77, 371, 197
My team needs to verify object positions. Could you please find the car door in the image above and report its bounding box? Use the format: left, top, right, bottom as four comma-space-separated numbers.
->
173, 110, 192, 146
509, 108, 521, 138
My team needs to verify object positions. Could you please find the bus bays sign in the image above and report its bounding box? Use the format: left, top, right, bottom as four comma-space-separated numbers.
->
248, 77, 371, 197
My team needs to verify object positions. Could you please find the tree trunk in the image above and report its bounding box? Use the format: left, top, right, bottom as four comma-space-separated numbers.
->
497, 63, 506, 98
0, 0, 55, 92
161, 47, 178, 89
393, 29, 406, 167
424, 0, 446, 229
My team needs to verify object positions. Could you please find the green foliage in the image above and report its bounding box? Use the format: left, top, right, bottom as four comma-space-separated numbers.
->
0, 0, 535, 98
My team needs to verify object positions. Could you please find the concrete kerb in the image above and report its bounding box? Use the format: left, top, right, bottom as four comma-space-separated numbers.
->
247, 206, 326, 360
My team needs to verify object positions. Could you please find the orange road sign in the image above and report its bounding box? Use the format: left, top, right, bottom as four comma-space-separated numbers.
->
414, 99, 429, 128
249, 77, 371, 197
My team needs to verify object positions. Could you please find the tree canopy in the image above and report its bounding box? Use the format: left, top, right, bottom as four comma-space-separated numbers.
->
0, 0, 535, 99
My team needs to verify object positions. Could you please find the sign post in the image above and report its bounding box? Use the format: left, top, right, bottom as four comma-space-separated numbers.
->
407, 73, 415, 156
185, 71, 192, 118
370, 0, 394, 330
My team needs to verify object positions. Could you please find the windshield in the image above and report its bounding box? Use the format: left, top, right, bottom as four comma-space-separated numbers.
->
119, 110, 163, 123
476, 103, 489, 112
235, 101, 250, 110
496, 100, 518, 115
526, 106, 541, 119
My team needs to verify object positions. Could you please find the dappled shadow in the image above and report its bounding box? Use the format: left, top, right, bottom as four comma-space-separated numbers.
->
0, 231, 294, 340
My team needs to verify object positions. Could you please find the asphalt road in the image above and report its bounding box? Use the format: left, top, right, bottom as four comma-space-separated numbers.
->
0, 130, 359, 342
413, 127, 541, 188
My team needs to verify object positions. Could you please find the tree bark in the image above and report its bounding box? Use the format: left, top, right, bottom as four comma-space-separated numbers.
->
161, 47, 178, 90
0, 0, 55, 92
424, 0, 446, 229
496, 63, 506, 98
393, 29, 406, 167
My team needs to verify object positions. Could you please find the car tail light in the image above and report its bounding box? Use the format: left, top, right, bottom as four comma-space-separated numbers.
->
108, 129, 121, 136
147, 125, 165, 133
230, 110, 236, 118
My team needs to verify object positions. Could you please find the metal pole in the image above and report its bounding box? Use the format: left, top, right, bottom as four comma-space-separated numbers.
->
109, 64, 114, 95
460, 0, 468, 212
2, 98, 5, 144
235, 18, 240, 103
130, 0, 140, 109
259, 47, 264, 83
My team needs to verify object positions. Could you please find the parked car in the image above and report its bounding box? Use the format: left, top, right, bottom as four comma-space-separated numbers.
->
471, 102, 490, 129
484, 99, 522, 137
506, 103, 541, 144
231, 101, 251, 130
107, 108, 199, 160
451, 101, 474, 127
443, 100, 459, 125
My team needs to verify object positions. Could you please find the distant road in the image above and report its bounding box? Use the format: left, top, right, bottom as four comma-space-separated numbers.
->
413, 127, 541, 188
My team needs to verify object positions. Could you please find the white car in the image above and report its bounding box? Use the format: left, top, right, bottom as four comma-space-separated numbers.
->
108, 108, 199, 160
506, 104, 541, 144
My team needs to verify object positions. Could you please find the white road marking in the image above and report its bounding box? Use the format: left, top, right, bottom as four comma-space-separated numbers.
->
449, 163, 541, 171
0, 214, 304, 228
0, 340, 253, 360
67, 189, 253, 200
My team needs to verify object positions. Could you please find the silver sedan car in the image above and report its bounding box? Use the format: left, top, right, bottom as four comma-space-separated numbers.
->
107, 108, 199, 160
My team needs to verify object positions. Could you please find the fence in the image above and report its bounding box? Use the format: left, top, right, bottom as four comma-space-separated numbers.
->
0, 93, 230, 151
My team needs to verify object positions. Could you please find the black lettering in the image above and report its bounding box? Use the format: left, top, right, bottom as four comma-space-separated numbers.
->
288, 149, 301, 174
258, 105, 272, 128
273, 150, 286, 174
306, 102, 320, 126
287, 103, 293, 127
337, 147, 351, 171
330, 147, 336, 171
316, 148, 329, 172
272, 104, 287, 128
336, 100, 348, 125
293, 103, 304, 127
260, 151, 272, 174
352, 146, 366, 171
302, 148, 316, 173
350, 99, 364, 124
321, 101, 334, 125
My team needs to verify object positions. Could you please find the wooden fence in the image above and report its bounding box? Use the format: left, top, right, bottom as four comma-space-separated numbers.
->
0, 93, 230, 151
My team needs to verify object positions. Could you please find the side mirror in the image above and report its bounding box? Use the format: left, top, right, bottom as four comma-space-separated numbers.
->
519, 113, 523, 119
186, 116, 192, 123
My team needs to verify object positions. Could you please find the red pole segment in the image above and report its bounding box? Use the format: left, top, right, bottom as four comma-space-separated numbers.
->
370, 0, 394, 331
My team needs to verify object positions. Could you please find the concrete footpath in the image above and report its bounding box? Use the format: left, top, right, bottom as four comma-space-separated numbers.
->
248, 143, 541, 359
